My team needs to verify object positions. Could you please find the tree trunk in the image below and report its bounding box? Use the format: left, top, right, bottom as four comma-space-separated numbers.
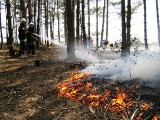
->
52, 0, 56, 41
143, 0, 148, 49
87, 0, 90, 45
50, 14, 53, 39
57, 0, 60, 42
76, 0, 80, 46
44, 0, 49, 45
14, 1, 18, 45
126, 0, 131, 55
156, 0, 160, 48
82, 0, 87, 48
106, 0, 109, 42
50, 1, 56, 40
36, 0, 41, 48
66, 0, 75, 58
0, 0, 3, 49
64, 0, 67, 45
100, 0, 106, 47
96, 0, 98, 51
121, 0, 126, 57
6, 0, 13, 46
44, 0, 48, 37
34, 0, 37, 31
20, 0, 26, 18
28, 0, 32, 23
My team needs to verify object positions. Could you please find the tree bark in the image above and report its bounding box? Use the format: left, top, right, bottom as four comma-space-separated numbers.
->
6, 0, 13, 46
121, 0, 126, 57
100, 0, 106, 47
0, 0, 3, 49
34, 0, 37, 31
126, 0, 131, 55
66, 0, 75, 58
143, 0, 148, 49
20, 0, 26, 18
64, 0, 67, 45
36, 0, 41, 48
106, 0, 109, 42
156, 0, 160, 48
28, 0, 32, 23
76, 0, 80, 46
96, 0, 98, 51
82, 0, 87, 48
87, 0, 90, 45
57, 0, 60, 42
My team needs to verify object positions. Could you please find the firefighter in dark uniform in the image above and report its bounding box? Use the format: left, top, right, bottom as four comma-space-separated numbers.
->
26, 22, 36, 55
18, 18, 27, 55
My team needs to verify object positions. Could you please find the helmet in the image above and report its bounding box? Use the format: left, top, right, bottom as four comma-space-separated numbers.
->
21, 18, 26, 22
29, 22, 34, 25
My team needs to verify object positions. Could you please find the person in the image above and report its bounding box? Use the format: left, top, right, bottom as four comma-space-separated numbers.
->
26, 22, 36, 55
18, 18, 27, 55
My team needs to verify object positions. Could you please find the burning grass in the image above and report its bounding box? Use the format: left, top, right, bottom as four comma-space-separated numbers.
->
56, 70, 160, 120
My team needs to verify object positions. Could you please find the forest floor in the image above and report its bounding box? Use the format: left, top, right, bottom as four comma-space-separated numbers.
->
0, 44, 160, 120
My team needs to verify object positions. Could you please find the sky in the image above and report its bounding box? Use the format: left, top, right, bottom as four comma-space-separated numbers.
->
1, 0, 160, 46
89, 0, 160, 45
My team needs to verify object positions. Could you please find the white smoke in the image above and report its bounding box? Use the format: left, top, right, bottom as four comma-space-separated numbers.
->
81, 50, 160, 82
50, 40, 160, 82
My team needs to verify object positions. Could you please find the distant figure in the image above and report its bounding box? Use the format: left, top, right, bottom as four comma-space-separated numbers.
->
26, 22, 36, 55
18, 18, 27, 55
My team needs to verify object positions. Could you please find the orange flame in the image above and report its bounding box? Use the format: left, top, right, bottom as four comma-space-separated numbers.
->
152, 115, 160, 120
56, 71, 135, 112
140, 103, 150, 110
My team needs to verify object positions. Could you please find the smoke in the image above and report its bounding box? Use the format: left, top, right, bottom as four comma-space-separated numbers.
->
81, 50, 160, 82
50, 39, 160, 82
75, 49, 99, 62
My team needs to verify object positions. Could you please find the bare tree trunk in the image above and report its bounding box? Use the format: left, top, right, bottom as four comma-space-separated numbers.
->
66, 0, 75, 58
100, 0, 106, 47
82, 0, 86, 48
52, 0, 56, 41
14, 1, 18, 45
28, 0, 32, 23
20, 0, 26, 18
44, 0, 49, 46
76, 0, 80, 46
96, 0, 98, 51
121, 0, 126, 57
87, 0, 90, 45
6, 0, 13, 46
0, 0, 3, 48
64, 0, 67, 45
57, 0, 60, 42
106, 0, 109, 42
143, 0, 148, 49
126, 0, 131, 55
36, 0, 41, 48
34, 0, 37, 31
156, 0, 160, 48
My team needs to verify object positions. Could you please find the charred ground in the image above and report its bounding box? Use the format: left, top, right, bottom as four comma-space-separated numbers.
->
0, 45, 160, 120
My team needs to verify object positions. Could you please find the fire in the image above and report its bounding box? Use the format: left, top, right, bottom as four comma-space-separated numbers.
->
56, 71, 135, 112
152, 115, 160, 120
140, 103, 150, 110
56, 70, 159, 119
136, 113, 144, 120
